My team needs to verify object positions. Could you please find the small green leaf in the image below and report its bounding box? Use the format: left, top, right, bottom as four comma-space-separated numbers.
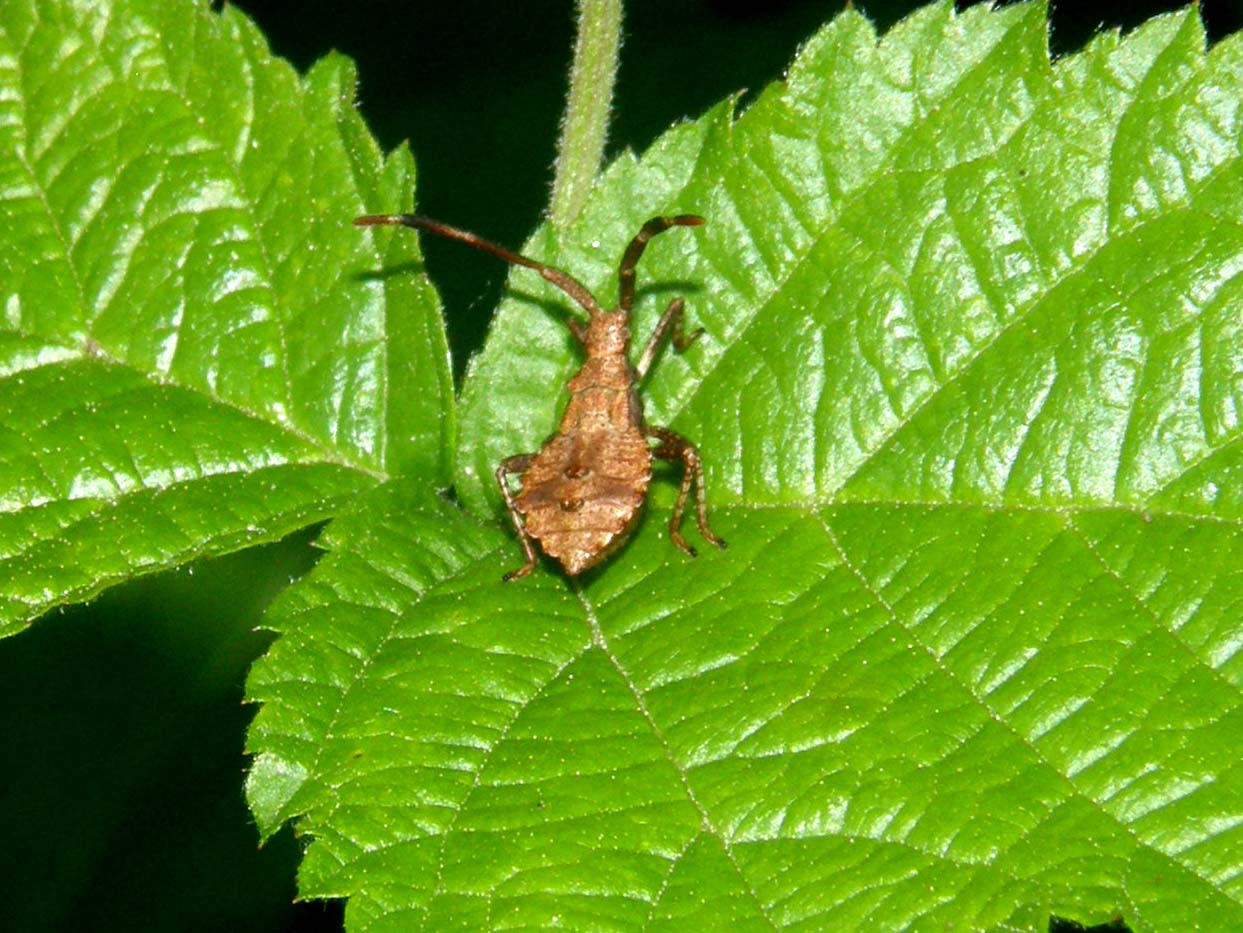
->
0, 0, 454, 632
248, 2, 1243, 928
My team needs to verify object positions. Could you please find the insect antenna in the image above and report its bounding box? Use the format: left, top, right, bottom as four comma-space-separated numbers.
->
354, 214, 603, 318
617, 215, 704, 314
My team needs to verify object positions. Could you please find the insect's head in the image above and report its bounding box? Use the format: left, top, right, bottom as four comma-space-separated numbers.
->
583, 309, 631, 356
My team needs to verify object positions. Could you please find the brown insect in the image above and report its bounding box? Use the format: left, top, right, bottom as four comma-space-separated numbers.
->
354, 212, 727, 580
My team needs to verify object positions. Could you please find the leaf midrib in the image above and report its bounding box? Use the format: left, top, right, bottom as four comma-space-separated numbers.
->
4, 343, 389, 484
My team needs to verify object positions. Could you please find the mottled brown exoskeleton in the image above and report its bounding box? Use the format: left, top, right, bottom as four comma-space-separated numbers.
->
354, 213, 727, 580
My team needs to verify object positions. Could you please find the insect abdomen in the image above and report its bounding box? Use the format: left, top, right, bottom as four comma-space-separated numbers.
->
517, 430, 651, 574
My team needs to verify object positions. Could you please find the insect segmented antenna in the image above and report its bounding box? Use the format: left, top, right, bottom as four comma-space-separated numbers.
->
354, 214, 603, 318
617, 215, 704, 314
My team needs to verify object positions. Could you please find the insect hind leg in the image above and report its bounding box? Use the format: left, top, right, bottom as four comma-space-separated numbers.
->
496, 454, 539, 581
646, 426, 727, 557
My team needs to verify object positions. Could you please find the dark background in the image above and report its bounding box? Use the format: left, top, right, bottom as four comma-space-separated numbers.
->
4, 2, 1239, 930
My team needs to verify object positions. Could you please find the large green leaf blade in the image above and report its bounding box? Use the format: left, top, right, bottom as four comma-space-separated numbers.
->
0, 357, 370, 634
247, 1, 1243, 928
0, 0, 454, 632
247, 493, 1243, 929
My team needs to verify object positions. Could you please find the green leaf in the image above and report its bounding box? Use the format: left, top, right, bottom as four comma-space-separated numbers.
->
0, 0, 454, 633
247, 2, 1243, 929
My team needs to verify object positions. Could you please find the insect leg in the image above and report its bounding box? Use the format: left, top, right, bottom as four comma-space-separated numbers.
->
646, 426, 727, 557
496, 454, 539, 581
635, 297, 704, 380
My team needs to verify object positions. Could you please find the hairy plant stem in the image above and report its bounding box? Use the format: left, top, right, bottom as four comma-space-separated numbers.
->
549, 0, 622, 229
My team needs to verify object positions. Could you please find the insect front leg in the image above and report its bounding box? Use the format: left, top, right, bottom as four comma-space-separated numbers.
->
646, 426, 727, 557
496, 454, 539, 581
635, 298, 704, 380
